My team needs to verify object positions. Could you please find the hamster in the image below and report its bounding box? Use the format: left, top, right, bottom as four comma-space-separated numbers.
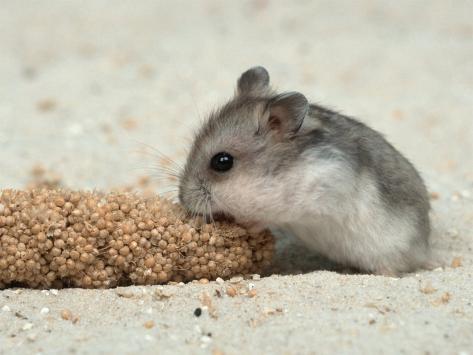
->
178, 66, 431, 275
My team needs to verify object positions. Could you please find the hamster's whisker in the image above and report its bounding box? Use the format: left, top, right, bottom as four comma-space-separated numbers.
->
207, 197, 216, 225
192, 196, 205, 222
202, 195, 212, 225
149, 165, 182, 178
158, 189, 179, 196
202, 199, 209, 225
133, 141, 184, 172
150, 172, 181, 183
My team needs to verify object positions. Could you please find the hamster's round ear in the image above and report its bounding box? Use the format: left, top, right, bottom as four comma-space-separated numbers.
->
236, 66, 270, 97
264, 92, 309, 136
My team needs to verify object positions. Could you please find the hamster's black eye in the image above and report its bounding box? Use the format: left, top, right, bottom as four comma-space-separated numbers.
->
210, 152, 233, 172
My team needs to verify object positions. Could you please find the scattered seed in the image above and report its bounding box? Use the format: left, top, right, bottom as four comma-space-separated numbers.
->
200, 292, 218, 319
61, 309, 72, 320
247, 289, 257, 298
451, 257, 462, 268
432, 292, 452, 306
153, 289, 173, 300
144, 320, 155, 329
120, 118, 138, 131
36, 99, 56, 112
226, 286, 237, 297
420, 282, 437, 294
263, 308, 283, 315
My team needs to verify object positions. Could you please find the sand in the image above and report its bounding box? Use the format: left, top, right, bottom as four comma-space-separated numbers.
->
0, 1, 472, 354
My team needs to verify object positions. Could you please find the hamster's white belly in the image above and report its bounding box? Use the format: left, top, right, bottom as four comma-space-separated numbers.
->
281, 202, 416, 273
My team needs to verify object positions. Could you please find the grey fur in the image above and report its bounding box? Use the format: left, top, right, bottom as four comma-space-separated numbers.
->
237, 66, 270, 96
179, 66, 431, 274
267, 92, 309, 135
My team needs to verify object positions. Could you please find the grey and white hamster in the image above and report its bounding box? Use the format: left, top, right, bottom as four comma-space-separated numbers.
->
178, 66, 431, 275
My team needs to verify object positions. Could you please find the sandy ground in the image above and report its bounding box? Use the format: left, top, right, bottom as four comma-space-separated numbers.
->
1, 1, 472, 354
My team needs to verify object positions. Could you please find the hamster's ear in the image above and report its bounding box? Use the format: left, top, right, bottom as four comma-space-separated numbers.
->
263, 92, 309, 136
237, 66, 270, 97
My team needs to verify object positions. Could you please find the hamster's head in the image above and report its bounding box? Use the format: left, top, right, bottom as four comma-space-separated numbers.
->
178, 66, 309, 226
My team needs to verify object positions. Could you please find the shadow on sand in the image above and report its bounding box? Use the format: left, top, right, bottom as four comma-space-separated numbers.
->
265, 229, 358, 276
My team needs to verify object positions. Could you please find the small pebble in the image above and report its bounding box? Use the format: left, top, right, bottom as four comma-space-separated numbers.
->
22, 323, 33, 331
1, 305, 11, 312
229, 276, 243, 284
215, 277, 224, 285
201, 335, 212, 344
199, 278, 209, 284
144, 334, 155, 342
248, 289, 257, 298
116, 289, 135, 298
252, 274, 261, 281
40, 307, 50, 315
194, 307, 202, 317
447, 229, 459, 238
50, 290, 58, 296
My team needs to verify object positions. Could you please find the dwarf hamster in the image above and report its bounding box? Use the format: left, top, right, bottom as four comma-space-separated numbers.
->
178, 66, 431, 275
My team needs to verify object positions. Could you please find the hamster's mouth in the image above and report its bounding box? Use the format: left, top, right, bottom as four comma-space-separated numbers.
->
207, 211, 235, 223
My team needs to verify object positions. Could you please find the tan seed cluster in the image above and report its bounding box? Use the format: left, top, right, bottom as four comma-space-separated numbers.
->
0, 189, 274, 289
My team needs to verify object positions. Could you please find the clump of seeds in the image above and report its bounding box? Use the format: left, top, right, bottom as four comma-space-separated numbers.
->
0, 189, 274, 289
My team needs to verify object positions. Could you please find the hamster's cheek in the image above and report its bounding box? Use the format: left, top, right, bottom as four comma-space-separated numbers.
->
212, 174, 268, 221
